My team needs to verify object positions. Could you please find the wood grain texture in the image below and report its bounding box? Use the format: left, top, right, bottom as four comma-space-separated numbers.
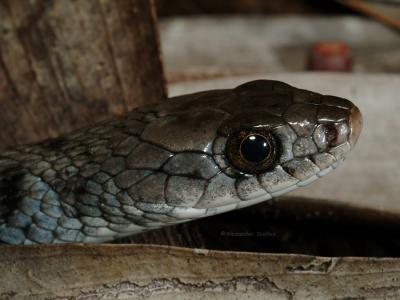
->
0, 244, 399, 299
0, 0, 166, 147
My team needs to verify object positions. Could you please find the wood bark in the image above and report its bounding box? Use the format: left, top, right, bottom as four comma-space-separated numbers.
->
0, 0, 166, 147
1, 244, 400, 299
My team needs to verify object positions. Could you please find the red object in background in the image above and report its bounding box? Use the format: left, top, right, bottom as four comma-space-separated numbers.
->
308, 42, 353, 72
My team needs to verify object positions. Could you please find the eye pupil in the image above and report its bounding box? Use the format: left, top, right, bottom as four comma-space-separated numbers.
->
240, 134, 270, 163
225, 129, 278, 175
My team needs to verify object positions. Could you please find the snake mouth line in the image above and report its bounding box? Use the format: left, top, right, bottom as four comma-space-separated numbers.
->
201, 158, 344, 218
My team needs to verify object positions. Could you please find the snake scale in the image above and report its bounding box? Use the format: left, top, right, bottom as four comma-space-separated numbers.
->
0, 80, 362, 244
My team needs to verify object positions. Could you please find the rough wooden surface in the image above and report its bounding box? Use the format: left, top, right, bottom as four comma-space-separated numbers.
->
0, 244, 399, 299
0, 0, 166, 147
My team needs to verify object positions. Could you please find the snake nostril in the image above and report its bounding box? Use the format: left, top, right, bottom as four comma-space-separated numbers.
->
323, 121, 353, 148
324, 124, 337, 145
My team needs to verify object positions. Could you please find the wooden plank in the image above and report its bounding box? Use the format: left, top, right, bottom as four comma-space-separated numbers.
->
0, 0, 166, 147
0, 244, 399, 299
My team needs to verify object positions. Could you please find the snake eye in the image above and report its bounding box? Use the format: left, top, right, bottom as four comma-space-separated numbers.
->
226, 129, 278, 174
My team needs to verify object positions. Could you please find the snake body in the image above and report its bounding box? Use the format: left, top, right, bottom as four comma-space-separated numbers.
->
0, 80, 362, 244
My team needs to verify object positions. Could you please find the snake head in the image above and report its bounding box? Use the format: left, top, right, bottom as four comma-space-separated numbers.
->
179, 80, 363, 216
146, 80, 362, 218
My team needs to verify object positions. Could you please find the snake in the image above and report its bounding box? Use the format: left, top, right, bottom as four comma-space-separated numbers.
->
0, 80, 362, 244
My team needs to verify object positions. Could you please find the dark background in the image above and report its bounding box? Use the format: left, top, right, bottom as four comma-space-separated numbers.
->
155, 0, 354, 16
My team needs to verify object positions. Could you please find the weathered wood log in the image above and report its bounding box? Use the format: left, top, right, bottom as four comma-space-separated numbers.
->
1, 244, 400, 299
0, 0, 166, 147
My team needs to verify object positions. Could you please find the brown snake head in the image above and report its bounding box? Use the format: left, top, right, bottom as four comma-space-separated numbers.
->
0, 80, 362, 244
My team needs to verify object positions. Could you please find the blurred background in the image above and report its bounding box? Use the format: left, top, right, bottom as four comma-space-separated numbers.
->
155, 0, 400, 83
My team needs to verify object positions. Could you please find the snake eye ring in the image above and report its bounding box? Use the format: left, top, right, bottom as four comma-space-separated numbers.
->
225, 129, 278, 174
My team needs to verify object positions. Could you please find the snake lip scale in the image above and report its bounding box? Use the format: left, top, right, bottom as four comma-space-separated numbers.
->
0, 80, 362, 244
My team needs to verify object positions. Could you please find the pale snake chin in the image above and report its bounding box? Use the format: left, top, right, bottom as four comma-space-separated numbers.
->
0, 80, 362, 244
